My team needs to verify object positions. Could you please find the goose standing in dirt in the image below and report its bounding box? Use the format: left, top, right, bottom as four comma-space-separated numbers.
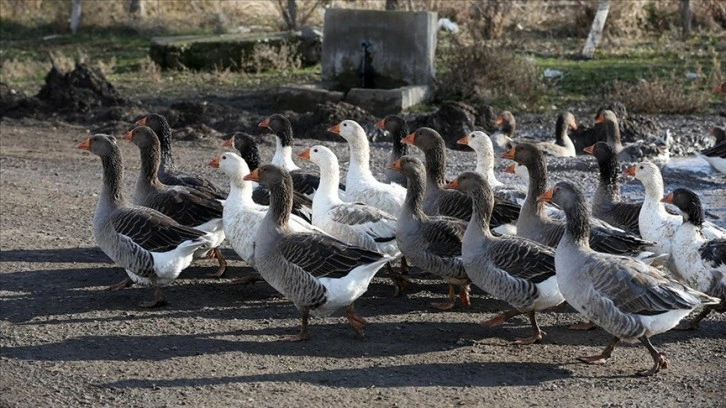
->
224, 132, 313, 222
402, 127, 520, 231
136, 113, 226, 199
585, 141, 641, 235
298, 145, 407, 295
329, 119, 406, 216
375, 115, 410, 187
538, 181, 719, 376
446, 172, 564, 344
259, 113, 345, 199
244, 164, 391, 341
662, 188, 725, 329
502, 143, 653, 254
78, 134, 211, 307
122, 126, 227, 277
390, 156, 470, 309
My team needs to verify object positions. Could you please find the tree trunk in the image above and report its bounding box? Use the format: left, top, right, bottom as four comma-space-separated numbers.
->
681, 0, 691, 40
287, 0, 298, 30
386, 0, 401, 10
70, 0, 83, 34
129, 0, 145, 18
580, 0, 610, 59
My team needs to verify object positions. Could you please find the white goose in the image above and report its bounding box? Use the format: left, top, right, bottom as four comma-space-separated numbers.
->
209, 151, 322, 268
663, 188, 725, 328
329, 120, 406, 216
625, 161, 723, 258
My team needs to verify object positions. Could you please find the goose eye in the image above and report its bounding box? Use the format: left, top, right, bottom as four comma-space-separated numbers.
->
343, 123, 347, 127
313, 149, 318, 152
639, 165, 643, 170
222, 156, 226, 160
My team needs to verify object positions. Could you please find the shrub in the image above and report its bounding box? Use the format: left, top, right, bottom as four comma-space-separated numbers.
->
608, 76, 710, 114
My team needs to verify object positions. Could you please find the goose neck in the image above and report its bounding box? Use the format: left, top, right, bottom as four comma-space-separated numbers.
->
403, 171, 427, 220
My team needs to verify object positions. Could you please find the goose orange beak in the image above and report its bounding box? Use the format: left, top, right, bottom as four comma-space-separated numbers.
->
595, 113, 605, 124
623, 166, 637, 177
661, 192, 674, 204
209, 156, 220, 168
243, 168, 260, 182
495, 115, 504, 126
457, 135, 469, 145
223, 137, 234, 148
374, 118, 385, 129
121, 130, 133, 141
570, 121, 578, 131
537, 188, 554, 203
258, 117, 271, 128
328, 124, 341, 134
77, 138, 92, 150
504, 163, 516, 174
135, 116, 147, 126
402, 132, 415, 145
444, 179, 459, 190
583, 144, 595, 155
501, 146, 516, 160
388, 159, 402, 171
298, 148, 311, 160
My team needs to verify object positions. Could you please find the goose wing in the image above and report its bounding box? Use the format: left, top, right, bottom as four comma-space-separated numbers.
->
147, 187, 223, 226
699, 238, 726, 269
586, 254, 706, 315
488, 236, 556, 283
424, 217, 467, 257
277, 232, 385, 279
329, 203, 397, 242
111, 206, 205, 252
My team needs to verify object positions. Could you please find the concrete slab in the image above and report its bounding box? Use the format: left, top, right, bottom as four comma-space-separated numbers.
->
321, 9, 437, 89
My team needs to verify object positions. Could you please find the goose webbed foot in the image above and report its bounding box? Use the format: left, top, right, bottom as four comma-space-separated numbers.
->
206, 248, 227, 277
568, 321, 598, 331
578, 336, 619, 365
459, 284, 471, 307
345, 304, 368, 338
431, 284, 456, 310
231, 272, 264, 285
513, 311, 545, 345
139, 287, 167, 308
481, 309, 522, 328
636, 336, 669, 376
108, 277, 132, 291
281, 307, 311, 342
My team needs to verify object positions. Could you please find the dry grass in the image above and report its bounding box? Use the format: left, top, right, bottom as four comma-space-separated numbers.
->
608, 76, 711, 114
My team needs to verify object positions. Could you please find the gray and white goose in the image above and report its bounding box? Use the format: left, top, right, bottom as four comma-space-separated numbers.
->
374, 114, 410, 187
402, 127, 520, 231
584, 141, 642, 235
502, 143, 653, 255
136, 113, 226, 200
389, 156, 471, 310
122, 126, 227, 277
244, 164, 391, 342
445, 172, 564, 344
535, 112, 578, 158
259, 113, 345, 199
224, 132, 313, 223
78, 135, 211, 307
538, 181, 719, 376
697, 126, 726, 174
662, 188, 725, 329
596, 110, 669, 164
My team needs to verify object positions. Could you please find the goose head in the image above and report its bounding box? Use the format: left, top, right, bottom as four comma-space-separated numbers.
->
495, 111, 516, 135
121, 126, 159, 150
77, 134, 118, 157
401, 127, 442, 151
503, 162, 529, 182
388, 155, 425, 177
298, 145, 337, 169
259, 114, 294, 146
328, 119, 367, 145
662, 188, 704, 226
444, 171, 488, 195
624, 161, 661, 187
210, 151, 250, 179
458, 130, 494, 158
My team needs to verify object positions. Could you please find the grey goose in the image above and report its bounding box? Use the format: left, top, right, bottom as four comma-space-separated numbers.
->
78, 134, 211, 307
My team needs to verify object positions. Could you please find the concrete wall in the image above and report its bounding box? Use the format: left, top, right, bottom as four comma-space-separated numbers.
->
321, 9, 437, 89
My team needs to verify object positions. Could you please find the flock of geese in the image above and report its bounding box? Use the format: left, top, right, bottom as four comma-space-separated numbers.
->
76, 108, 725, 377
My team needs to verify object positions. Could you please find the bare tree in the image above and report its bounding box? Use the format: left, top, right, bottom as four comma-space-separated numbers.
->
70, 0, 83, 34
580, 0, 610, 59
276, 0, 330, 30
385, 0, 401, 11
681, 0, 691, 39
129, 0, 145, 18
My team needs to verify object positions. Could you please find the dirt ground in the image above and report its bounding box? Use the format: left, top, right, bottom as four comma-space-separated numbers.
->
1, 106, 725, 407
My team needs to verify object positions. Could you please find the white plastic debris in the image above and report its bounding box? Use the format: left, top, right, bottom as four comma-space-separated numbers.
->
438, 18, 459, 34
685, 72, 699, 79
543, 69, 563, 79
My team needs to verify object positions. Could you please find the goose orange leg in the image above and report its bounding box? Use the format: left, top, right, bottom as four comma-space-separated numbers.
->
513, 311, 546, 345
281, 307, 311, 342
108, 277, 132, 291
637, 336, 669, 376
385, 262, 409, 297
139, 287, 167, 308
345, 303, 368, 338
206, 248, 227, 277
578, 336, 619, 365
481, 309, 522, 327
431, 284, 456, 310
